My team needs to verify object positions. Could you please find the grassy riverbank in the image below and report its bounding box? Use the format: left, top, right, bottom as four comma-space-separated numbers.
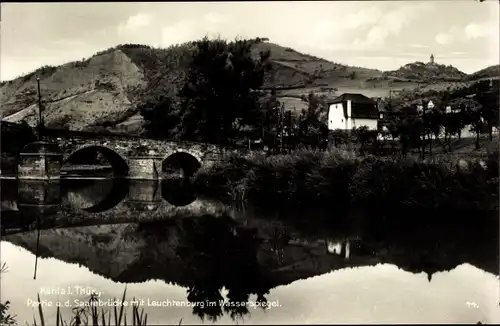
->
192, 149, 499, 215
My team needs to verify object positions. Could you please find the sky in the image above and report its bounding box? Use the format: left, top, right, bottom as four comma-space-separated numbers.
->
1, 1, 499, 81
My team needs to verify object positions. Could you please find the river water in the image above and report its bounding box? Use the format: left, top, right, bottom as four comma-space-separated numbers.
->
1, 178, 499, 324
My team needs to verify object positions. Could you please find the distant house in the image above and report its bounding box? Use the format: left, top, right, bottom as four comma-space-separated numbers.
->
327, 93, 379, 131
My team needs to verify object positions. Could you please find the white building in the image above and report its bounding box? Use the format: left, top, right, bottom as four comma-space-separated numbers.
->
327, 93, 379, 131
326, 240, 351, 259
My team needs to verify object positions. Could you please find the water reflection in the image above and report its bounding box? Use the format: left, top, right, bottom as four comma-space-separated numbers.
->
161, 178, 197, 207
1, 178, 200, 215
18, 180, 61, 206
1, 204, 499, 324
0, 177, 227, 238
326, 240, 351, 258
1, 179, 18, 211
1, 177, 499, 324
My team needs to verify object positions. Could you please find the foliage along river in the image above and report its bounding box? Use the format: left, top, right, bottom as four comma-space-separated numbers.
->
1, 177, 499, 324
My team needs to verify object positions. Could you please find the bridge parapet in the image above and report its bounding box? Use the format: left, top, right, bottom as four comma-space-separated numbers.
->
18, 135, 229, 180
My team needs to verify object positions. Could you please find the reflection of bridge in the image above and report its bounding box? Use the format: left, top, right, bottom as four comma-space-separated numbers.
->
15, 127, 235, 180
1, 179, 228, 236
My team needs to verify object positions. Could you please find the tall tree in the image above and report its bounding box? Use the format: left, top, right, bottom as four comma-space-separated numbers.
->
462, 99, 484, 150
139, 94, 180, 139
178, 37, 271, 145
297, 92, 328, 148
475, 79, 499, 141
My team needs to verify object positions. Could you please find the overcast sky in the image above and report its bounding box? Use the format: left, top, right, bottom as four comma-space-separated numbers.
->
1, 1, 499, 81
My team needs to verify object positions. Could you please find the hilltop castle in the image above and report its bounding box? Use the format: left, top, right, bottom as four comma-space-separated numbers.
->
429, 54, 435, 64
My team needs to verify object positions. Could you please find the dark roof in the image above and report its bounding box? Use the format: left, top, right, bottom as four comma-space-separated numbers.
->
328, 93, 376, 105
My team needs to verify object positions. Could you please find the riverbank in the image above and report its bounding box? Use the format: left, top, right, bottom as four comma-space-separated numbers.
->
192, 149, 499, 215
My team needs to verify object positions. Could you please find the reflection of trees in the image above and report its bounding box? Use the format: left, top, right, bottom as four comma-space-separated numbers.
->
0, 180, 17, 202
357, 208, 499, 277
271, 227, 290, 265
6, 203, 498, 322
136, 215, 270, 321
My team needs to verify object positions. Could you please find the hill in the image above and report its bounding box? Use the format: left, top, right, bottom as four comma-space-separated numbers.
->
0, 41, 383, 135
0, 49, 147, 134
466, 64, 500, 81
0, 40, 498, 136
382, 61, 467, 82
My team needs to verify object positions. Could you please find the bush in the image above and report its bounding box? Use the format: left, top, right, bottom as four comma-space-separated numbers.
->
192, 149, 498, 215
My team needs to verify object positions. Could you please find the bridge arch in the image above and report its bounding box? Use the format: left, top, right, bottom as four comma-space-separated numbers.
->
162, 150, 202, 178
63, 145, 129, 178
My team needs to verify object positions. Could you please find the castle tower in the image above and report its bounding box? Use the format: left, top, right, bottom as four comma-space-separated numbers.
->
430, 54, 435, 64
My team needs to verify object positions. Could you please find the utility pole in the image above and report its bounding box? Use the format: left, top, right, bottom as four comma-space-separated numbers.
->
33, 218, 40, 280
280, 103, 284, 153
37, 78, 43, 140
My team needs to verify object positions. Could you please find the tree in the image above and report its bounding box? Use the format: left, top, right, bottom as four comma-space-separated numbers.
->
379, 100, 401, 139
353, 126, 378, 155
262, 89, 281, 148
399, 117, 422, 156
178, 36, 271, 145
423, 106, 444, 155
475, 79, 499, 141
442, 111, 465, 151
296, 92, 328, 149
139, 95, 180, 138
466, 108, 484, 150
447, 98, 471, 140
306, 91, 322, 121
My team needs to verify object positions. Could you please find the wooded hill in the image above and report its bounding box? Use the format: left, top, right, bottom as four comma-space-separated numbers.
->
1, 39, 498, 137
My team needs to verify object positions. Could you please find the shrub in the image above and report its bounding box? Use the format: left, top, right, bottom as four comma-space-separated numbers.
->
192, 149, 497, 215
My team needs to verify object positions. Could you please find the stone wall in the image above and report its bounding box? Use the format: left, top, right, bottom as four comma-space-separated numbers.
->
128, 157, 161, 180
18, 155, 62, 180
47, 135, 225, 165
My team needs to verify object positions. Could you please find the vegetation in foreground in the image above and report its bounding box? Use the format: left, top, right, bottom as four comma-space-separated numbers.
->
0, 284, 150, 326
2, 262, 150, 326
192, 148, 499, 214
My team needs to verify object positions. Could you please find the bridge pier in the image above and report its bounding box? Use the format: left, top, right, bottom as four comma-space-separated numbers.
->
17, 180, 62, 218
127, 156, 162, 180
18, 141, 62, 180
125, 180, 162, 211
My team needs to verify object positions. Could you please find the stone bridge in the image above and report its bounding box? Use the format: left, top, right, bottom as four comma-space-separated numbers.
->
16, 129, 234, 180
